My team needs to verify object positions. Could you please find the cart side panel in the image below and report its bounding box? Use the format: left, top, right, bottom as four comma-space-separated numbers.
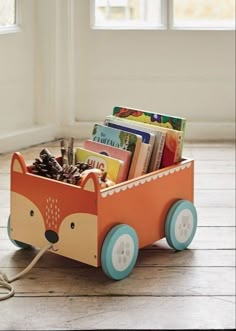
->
98, 159, 194, 253
10, 153, 99, 267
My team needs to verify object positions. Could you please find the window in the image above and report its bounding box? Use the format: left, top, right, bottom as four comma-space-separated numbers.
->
0, 0, 16, 27
91, 0, 235, 30
91, 0, 166, 29
171, 0, 236, 29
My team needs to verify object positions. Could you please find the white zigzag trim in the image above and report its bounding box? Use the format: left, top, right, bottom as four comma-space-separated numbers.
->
101, 161, 192, 198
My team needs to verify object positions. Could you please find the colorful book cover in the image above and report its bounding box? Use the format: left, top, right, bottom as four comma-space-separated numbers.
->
83, 139, 132, 182
111, 109, 184, 168
128, 122, 182, 168
113, 106, 186, 133
104, 115, 166, 171
91, 124, 143, 179
159, 128, 182, 168
105, 120, 155, 145
115, 121, 182, 169
75, 147, 125, 183
104, 119, 155, 175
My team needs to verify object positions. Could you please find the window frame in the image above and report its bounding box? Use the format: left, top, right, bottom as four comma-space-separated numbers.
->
90, 0, 167, 30
0, 0, 21, 34
91, 0, 236, 31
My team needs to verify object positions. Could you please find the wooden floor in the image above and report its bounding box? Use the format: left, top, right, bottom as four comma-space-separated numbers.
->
0, 141, 235, 330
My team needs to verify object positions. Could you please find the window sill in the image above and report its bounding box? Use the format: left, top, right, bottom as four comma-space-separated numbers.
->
0, 25, 21, 35
170, 26, 236, 31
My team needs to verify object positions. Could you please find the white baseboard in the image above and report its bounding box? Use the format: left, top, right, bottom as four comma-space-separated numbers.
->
1, 121, 234, 154
0, 124, 57, 154
58, 121, 235, 142
185, 122, 235, 141
58, 122, 100, 140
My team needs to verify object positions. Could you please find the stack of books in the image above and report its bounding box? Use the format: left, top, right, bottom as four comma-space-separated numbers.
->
75, 106, 186, 184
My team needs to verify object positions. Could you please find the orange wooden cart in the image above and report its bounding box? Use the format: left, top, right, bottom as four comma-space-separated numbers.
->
8, 152, 197, 280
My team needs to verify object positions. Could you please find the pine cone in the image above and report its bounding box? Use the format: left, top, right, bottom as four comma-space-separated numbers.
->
75, 161, 93, 173
57, 164, 82, 185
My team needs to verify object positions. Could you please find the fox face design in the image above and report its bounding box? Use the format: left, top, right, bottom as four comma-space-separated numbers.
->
10, 153, 99, 266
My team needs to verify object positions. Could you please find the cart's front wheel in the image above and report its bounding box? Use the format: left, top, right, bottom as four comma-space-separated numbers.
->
7, 216, 31, 249
101, 224, 139, 280
165, 200, 197, 251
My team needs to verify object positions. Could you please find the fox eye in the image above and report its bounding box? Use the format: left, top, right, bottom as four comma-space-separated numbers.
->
30, 210, 34, 217
70, 222, 75, 229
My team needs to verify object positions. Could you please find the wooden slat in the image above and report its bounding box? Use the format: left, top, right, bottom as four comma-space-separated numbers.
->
0, 248, 235, 268
0, 190, 10, 208
196, 207, 235, 226
194, 160, 235, 174
0, 156, 11, 173
195, 189, 235, 208
0, 207, 10, 227
189, 227, 235, 249
194, 173, 235, 189
183, 143, 235, 160
0, 266, 234, 296
0, 296, 235, 330
0, 174, 10, 190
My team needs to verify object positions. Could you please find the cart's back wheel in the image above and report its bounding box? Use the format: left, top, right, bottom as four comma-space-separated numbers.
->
165, 200, 197, 251
101, 224, 139, 280
7, 216, 31, 249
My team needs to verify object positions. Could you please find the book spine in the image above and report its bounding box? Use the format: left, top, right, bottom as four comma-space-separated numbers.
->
133, 143, 152, 177
127, 140, 142, 180
143, 144, 153, 174
174, 132, 183, 163
148, 132, 166, 172
153, 133, 166, 170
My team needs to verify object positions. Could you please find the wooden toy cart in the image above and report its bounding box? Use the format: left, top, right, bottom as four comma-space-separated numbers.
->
8, 152, 197, 280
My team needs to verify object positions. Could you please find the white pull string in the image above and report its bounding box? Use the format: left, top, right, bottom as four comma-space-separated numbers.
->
0, 243, 52, 301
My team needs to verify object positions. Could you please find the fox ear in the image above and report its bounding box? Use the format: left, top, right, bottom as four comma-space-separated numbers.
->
81, 172, 99, 193
11, 153, 27, 174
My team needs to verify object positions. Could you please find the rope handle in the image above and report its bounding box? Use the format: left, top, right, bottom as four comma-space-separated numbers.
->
0, 243, 52, 301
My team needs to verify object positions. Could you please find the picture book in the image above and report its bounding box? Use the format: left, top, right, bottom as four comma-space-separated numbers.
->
133, 142, 153, 177
159, 127, 183, 168
113, 106, 186, 134
75, 147, 125, 183
91, 124, 143, 179
104, 119, 155, 145
111, 108, 184, 168
83, 139, 132, 181
147, 129, 166, 171
104, 115, 167, 171
115, 121, 182, 169
104, 119, 155, 175
127, 122, 183, 169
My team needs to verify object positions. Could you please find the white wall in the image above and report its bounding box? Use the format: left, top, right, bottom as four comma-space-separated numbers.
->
0, 0, 56, 154
34, 0, 56, 126
74, 0, 235, 140
0, 0, 35, 133
0, 0, 235, 153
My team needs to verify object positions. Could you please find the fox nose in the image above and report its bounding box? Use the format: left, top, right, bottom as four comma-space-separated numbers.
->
45, 230, 59, 244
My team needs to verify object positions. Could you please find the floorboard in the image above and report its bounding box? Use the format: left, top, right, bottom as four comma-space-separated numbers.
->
1, 296, 234, 330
